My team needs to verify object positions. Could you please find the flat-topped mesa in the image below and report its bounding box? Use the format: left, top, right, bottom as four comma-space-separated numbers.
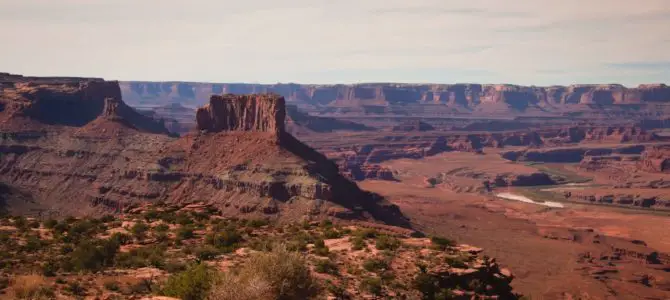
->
196, 94, 286, 136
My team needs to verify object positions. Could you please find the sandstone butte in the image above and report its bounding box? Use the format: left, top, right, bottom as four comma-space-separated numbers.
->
0, 73, 408, 227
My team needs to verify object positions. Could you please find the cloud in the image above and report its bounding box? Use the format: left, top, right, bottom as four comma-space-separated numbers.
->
607, 62, 670, 70
0, 0, 668, 86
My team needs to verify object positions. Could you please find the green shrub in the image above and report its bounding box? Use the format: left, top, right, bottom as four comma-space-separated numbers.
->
247, 219, 269, 228
355, 228, 377, 239
205, 229, 241, 250
314, 259, 338, 275
99, 215, 116, 223
323, 228, 342, 239
24, 235, 44, 252
65, 281, 86, 296
154, 223, 170, 233
68, 238, 119, 272
176, 213, 194, 226
104, 280, 120, 291
445, 256, 468, 269
430, 236, 456, 251
41, 260, 58, 277
375, 235, 401, 251
363, 258, 389, 273
313, 239, 329, 256
131, 221, 150, 240
176, 225, 195, 240
160, 263, 214, 300
195, 246, 220, 261
351, 236, 366, 251
360, 277, 383, 296
43, 219, 58, 229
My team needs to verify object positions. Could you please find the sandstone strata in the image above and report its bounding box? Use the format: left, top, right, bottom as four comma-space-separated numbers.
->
0, 75, 407, 226
122, 82, 670, 108
196, 94, 285, 135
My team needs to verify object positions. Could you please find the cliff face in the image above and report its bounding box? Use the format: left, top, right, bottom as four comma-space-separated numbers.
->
638, 145, 670, 173
0, 72, 168, 134
121, 81, 670, 110
0, 76, 407, 226
196, 94, 285, 135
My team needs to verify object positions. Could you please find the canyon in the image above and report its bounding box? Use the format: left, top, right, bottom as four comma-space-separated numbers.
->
1, 72, 670, 298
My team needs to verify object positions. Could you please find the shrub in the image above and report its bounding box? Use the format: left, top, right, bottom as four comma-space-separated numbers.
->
314, 259, 338, 275
351, 236, 366, 250
10, 274, 55, 300
360, 277, 383, 296
176, 213, 194, 226
313, 239, 329, 256
131, 221, 150, 240
104, 280, 120, 291
205, 229, 242, 251
154, 223, 170, 233
160, 263, 214, 300
355, 228, 377, 239
43, 219, 58, 229
375, 235, 401, 251
99, 215, 116, 223
430, 236, 456, 251
323, 228, 342, 239
194, 245, 220, 261
247, 218, 269, 228
65, 281, 86, 296
445, 256, 468, 269
24, 235, 45, 252
363, 258, 389, 273
41, 260, 58, 277
176, 225, 195, 240
209, 244, 317, 300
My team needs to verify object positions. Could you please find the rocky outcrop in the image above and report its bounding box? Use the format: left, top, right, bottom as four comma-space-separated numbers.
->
196, 94, 285, 136
638, 145, 670, 173
502, 145, 647, 163
0, 73, 168, 134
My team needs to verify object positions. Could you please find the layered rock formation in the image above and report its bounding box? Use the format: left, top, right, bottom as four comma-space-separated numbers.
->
638, 145, 670, 173
0, 73, 168, 134
0, 75, 407, 226
121, 81, 670, 112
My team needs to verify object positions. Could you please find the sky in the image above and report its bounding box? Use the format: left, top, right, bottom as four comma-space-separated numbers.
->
1, 0, 669, 86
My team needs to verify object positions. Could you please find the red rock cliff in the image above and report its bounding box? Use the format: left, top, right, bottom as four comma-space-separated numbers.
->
121, 82, 670, 109
196, 94, 285, 136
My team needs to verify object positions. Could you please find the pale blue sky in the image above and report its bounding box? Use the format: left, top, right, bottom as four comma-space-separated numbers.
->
1, 0, 669, 86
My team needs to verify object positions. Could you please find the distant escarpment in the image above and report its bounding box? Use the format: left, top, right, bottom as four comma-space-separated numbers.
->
121, 81, 670, 114
0, 72, 168, 134
0, 77, 407, 226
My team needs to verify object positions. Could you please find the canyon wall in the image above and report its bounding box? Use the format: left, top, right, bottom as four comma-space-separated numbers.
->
121, 81, 670, 110
196, 94, 285, 135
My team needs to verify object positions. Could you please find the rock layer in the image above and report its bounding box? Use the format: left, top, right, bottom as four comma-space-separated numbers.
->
196, 94, 285, 135
121, 81, 670, 110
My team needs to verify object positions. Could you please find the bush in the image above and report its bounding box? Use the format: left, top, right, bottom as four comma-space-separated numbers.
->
43, 219, 58, 229
68, 238, 119, 272
430, 236, 456, 251
314, 259, 338, 275
360, 277, 383, 296
323, 228, 342, 239
375, 235, 401, 251
355, 228, 377, 239
205, 229, 242, 251
131, 221, 150, 240
363, 258, 389, 273
160, 263, 214, 300
313, 239, 329, 256
194, 246, 220, 261
65, 281, 86, 296
176, 225, 195, 240
209, 245, 317, 300
104, 280, 120, 291
351, 236, 366, 251
445, 256, 468, 269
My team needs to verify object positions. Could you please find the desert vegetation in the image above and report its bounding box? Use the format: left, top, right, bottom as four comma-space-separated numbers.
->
0, 202, 518, 299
